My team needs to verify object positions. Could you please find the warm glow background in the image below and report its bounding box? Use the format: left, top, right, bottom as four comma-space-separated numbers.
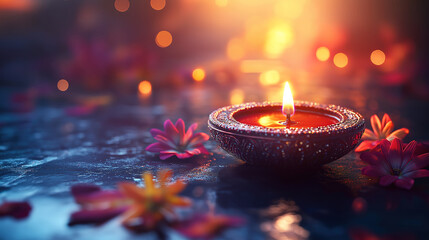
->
0, 0, 428, 138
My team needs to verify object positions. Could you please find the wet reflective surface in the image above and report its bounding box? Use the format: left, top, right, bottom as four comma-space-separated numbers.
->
1, 81, 429, 240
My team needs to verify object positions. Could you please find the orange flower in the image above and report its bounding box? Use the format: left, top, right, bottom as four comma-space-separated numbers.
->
117, 169, 191, 229
355, 113, 409, 152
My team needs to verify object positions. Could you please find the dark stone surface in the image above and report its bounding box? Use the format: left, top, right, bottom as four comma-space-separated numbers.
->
1, 85, 429, 240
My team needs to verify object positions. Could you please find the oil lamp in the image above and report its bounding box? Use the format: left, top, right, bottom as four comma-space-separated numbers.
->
208, 82, 365, 169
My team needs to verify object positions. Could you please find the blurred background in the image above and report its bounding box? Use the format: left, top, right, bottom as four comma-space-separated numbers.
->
1, 0, 429, 138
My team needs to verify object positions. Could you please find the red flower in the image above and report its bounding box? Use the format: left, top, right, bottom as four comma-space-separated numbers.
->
355, 114, 409, 152
146, 119, 209, 160
173, 213, 244, 240
360, 139, 429, 190
0, 201, 32, 220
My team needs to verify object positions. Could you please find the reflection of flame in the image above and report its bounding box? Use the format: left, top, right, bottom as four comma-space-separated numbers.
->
282, 81, 295, 117
260, 201, 309, 240
258, 116, 271, 127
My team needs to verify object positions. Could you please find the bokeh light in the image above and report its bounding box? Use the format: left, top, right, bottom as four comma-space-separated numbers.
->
226, 38, 245, 60
230, 89, 244, 105
264, 22, 294, 58
215, 0, 228, 7
57, 79, 69, 92
155, 31, 172, 48
0, 0, 34, 11
275, 0, 306, 19
259, 70, 280, 86
192, 68, 205, 82
114, 0, 130, 13
333, 53, 348, 68
316, 47, 330, 62
138, 80, 152, 96
150, 0, 165, 11
370, 49, 386, 66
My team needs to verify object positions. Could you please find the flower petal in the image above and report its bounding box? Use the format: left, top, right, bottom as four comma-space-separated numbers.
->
118, 182, 146, 200
164, 119, 180, 143
166, 180, 187, 195
388, 138, 403, 170
362, 129, 377, 140
381, 121, 394, 137
150, 128, 167, 138
0, 201, 32, 219
381, 113, 392, 128
143, 172, 155, 195
414, 153, 429, 169
370, 114, 382, 136
378, 139, 391, 158
379, 175, 397, 186
394, 177, 414, 190
74, 190, 125, 206
183, 123, 198, 143
168, 196, 192, 207
386, 128, 409, 141
173, 213, 244, 239
196, 145, 210, 155
185, 148, 201, 155
158, 169, 173, 187
145, 142, 170, 152
175, 119, 186, 140
121, 205, 146, 224
175, 152, 194, 159
415, 142, 429, 156
403, 169, 429, 178
187, 132, 210, 147
71, 184, 101, 198
362, 166, 386, 177
360, 151, 380, 165
154, 135, 177, 149
159, 153, 176, 160
69, 207, 128, 226
355, 140, 378, 152
400, 140, 417, 169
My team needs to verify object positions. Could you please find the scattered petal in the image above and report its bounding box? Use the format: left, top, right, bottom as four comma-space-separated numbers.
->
174, 213, 244, 240
0, 201, 32, 220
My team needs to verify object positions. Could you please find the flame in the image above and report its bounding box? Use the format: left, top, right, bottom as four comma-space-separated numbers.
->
282, 81, 295, 117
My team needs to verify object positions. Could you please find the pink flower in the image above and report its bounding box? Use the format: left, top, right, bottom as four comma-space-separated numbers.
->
0, 201, 32, 220
355, 114, 409, 152
360, 139, 429, 190
173, 213, 244, 240
146, 119, 209, 160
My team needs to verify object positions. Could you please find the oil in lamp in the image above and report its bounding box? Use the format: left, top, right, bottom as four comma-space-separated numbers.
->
208, 82, 365, 169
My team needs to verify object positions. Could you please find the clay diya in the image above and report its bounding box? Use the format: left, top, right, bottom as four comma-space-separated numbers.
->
208, 82, 365, 169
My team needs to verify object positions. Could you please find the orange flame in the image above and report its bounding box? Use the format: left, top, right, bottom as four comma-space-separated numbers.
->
282, 81, 295, 117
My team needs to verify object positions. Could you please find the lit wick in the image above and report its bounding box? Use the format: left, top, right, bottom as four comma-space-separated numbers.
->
281, 81, 296, 126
